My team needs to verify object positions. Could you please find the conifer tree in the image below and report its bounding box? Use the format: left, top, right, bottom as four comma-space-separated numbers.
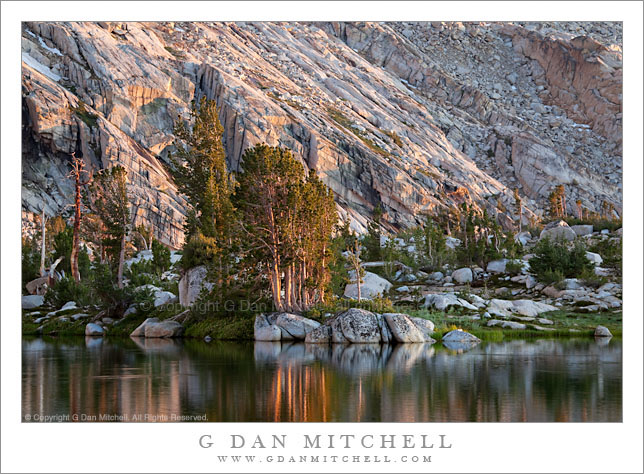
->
236, 144, 337, 311
171, 97, 234, 242
88, 166, 130, 288
513, 188, 522, 232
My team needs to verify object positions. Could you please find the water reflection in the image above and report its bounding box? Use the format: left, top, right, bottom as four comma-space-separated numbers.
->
22, 337, 622, 422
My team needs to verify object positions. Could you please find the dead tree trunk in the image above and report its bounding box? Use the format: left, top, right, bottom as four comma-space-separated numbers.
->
39, 207, 47, 277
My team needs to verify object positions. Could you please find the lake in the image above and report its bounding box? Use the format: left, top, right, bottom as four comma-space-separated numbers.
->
22, 336, 622, 422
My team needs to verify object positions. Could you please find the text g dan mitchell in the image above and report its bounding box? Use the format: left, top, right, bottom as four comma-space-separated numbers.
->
198, 433, 453, 450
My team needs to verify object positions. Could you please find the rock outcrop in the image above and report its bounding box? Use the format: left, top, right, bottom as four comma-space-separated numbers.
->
304, 309, 435, 344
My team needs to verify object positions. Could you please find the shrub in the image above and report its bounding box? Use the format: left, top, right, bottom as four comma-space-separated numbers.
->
530, 238, 594, 282
579, 267, 608, 289
505, 260, 524, 276
181, 232, 218, 269
540, 269, 565, 285
44, 277, 92, 308
52, 226, 73, 275
22, 237, 41, 291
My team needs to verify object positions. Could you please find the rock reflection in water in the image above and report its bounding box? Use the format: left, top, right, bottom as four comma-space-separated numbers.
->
22, 336, 622, 422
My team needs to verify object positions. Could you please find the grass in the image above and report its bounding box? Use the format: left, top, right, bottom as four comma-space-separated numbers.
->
408, 307, 622, 341
164, 46, 185, 58
70, 101, 98, 128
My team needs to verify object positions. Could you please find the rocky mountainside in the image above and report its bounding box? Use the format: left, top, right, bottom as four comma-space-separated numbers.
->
21, 21, 622, 247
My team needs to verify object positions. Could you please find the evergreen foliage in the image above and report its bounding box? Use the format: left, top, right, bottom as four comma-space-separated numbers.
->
235, 144, 337, 311
530, 238, 594, 282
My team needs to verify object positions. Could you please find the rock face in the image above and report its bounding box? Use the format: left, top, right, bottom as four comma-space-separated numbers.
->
22, 295, 44, 309
178, 265, 213, 307
304, 309, 435, 344
344, 271, 392, 299
22, 21, 621, 243
539, 220, 577, 241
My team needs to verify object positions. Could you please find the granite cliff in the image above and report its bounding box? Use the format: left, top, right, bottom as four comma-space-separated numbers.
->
21, 21, 622, 247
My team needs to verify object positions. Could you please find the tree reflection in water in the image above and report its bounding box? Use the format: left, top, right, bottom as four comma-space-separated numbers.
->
22, 336, 621, 422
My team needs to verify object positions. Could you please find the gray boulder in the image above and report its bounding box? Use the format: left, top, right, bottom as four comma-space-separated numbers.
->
304, 325, 332, 344
452, 267, 473, 284
154, 291, 177, 307
442, 329, 481, 343
275, 313, 320, 340
22, 295, 44, 309
60, 301, 78, 311
511, 299, 557, 317
487, 319, 526, 330
384, 313, 434, 343
144, 320, 185, 338
585, 251, 603, 265
594, 325, 612, 337
572, 224, 594, 236
130, 317, 159, 337
424, 293, 477, 311
85, 323, 105, 336
487, 259, 508, 273
255, 324, 282, 341
539, 220, 577, 241
337, 308, 381, 343
344, 270, 392, 299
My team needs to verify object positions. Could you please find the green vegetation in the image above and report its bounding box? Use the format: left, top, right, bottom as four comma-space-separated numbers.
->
164, 46, 185, 58
70, 100, 98, 128
409, 308, 622, 341
530, 238, 594, 283
327, 107, 389, 157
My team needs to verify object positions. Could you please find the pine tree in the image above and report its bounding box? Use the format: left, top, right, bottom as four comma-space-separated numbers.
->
88, 166, 130, 288
170, 97, 234, 242
235, 144, 337, 311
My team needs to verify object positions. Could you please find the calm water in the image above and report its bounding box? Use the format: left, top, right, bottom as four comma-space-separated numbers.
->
22, 336, 622, 422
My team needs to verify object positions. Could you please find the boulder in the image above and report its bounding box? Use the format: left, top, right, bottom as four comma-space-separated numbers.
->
571, 224, 594, 236
487, 259, 508, 273
255, 324, 282, 341
71, 313, 89, 321
396, 285, 410, 292
486, 298, 515, 318
178, 265, 214, 307
130, 317, 159, 337
429, 271, 444, 281
452, 267, 473, 284
60, 301, 78, 311
539, 220, 577, 241
511, 299, 557, 317
337, 308, 381, 343
442, 329, 481, 343
154, 291, 177, 307
85, 323, 105, 336
411, 317, 435, 335
304, 325, 332, 344
585, 251, 603, 265
144, 320, 185, 338
330, 317, 349, 344
384, 313, 434, 343
379, 314, 394, 343
123, 305, 137, 317
514, 231, 532, 246
424, 293, 477, 311
22, 295, 44, 309
594, 325, 612, 337
26, 276, 49, 295
525, 275, 537, 289
275, 313, 320, 340
487, 320, 527, 330
344, 270, 392, 299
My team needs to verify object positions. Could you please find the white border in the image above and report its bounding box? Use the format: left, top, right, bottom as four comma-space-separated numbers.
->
2, 2, 642, 473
